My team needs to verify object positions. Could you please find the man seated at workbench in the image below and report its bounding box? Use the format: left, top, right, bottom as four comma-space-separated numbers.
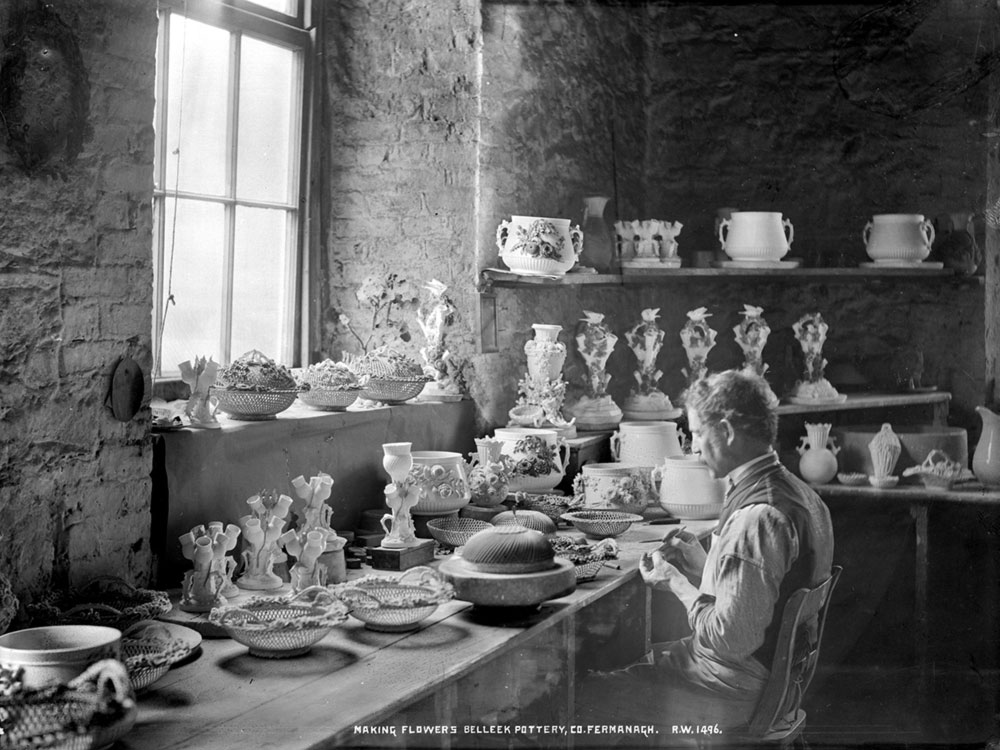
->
575, 369, 835, 741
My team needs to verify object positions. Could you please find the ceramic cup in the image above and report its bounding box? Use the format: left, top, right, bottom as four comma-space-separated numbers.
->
0, 625, 122, 689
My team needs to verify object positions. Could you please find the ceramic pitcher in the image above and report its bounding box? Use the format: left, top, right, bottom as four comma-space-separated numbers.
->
610, 421, 683, 467
863, 214, 934, 263
717, 211, 794, 261
973, 406, 1000, 486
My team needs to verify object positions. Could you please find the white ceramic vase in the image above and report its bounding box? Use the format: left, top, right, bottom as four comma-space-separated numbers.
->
524, 324, 566, 381
651, 456, 726, 518
797, 423, 839, 484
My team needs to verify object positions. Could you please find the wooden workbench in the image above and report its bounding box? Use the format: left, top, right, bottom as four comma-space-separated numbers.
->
121, 519, 717, 750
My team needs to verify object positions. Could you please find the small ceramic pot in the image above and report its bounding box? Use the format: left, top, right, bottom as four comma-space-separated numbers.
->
497, 216, 583, 277
577, 463, 652, 513
863, 214, 934, 263
651, 456, 726, 511
408, 451, 471, 516
610, 421, 684, 467
718, 211, 794, 261
0, 625, 122, 689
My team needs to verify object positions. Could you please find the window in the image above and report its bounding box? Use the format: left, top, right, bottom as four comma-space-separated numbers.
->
153, 0, 311, 378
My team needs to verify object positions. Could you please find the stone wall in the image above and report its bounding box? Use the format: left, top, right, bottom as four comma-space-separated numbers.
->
0, 0, 157, 600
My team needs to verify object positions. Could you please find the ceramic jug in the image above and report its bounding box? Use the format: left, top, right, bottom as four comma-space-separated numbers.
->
493, 426, 570, 493
496, 216, 583, 277
717, 211, 794, 261
610, 421, 684, 467
863, 214, 934, 263
973, 406, 1000, 486
797, 423, 839, 484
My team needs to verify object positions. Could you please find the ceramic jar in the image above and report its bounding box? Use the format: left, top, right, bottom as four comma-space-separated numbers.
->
797, 423, 840, 484
973, 406, 1000, 486
863, 214, 935, 264
466, 437, 513, 508
496, 216, 583, 277
610, 421, 684, 467
576, 463, 651, 513
493, 426, 569, 493
651, 456, 726, 518
408, 451, 471, 516
717, 211, 794, 261
868, 423, 902, 480
525, 324, 567, 381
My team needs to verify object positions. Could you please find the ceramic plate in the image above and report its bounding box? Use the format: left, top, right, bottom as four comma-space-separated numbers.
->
786, 394, 848, 406
860, 261, 944, 269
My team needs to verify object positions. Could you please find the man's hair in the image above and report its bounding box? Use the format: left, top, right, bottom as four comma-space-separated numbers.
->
681, 369, 779, 446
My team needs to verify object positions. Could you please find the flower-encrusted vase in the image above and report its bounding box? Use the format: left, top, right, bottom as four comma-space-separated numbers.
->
679, 307, 717, 385
510, 323, 573, 432
622, 308, 678, 420
467, 437, 514, 508
733, 304, 771, 378
566, 310, 623, 431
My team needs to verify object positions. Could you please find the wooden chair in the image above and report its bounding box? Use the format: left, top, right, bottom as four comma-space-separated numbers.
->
738, 565, 843, 748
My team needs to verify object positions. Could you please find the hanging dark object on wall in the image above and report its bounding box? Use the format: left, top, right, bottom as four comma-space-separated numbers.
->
0, 2, 92, 171
105, 357, 145, 422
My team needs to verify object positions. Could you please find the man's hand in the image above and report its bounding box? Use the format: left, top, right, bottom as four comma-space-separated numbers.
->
640, 550, 700, 609
659, 528, 707, 582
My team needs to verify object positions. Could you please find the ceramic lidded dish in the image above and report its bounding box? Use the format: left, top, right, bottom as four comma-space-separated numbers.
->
461, 525, 555, 574
490, 509, 558, 536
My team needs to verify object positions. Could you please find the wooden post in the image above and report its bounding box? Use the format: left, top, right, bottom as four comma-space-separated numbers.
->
987, 62, 1000, 408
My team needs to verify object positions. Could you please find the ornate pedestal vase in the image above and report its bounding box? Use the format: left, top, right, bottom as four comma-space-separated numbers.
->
622, 307, 680, 420
380, 443, 420, 548
733, 305, 771, 378
416, 279, 463, 402
179, 522, 242, 612
788, 312, 845, 404
679, 307, 717, 386
565, 311, 622, 431
236, 490, 293, 591
509, 323, 575, 437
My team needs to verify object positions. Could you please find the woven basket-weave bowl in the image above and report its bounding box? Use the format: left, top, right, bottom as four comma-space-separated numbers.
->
26, 577, 172, 632
560, 510, 643, 539
568, 559, 606, 582
298, 387, 361, 411
426, 517, 494, 548
510, 493, 578, 524
360, 378, 429, 405
333, 567, 454, 632
208, 587, 349, 658
209, 387, 299, 421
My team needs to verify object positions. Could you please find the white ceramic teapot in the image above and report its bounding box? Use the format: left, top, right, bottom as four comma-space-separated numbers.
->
863, 214, 934, 264
496, 216, 583, 277
718, 211, 794, 261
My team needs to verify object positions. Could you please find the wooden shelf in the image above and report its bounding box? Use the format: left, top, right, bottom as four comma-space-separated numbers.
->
776, 391, 950, 416
479, 266, 979, 290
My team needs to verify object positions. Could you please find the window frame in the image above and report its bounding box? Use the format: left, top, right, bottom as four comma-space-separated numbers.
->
153, 0, 314, 378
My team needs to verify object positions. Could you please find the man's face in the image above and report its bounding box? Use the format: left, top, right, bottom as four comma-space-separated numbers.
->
687, 408, 732, 478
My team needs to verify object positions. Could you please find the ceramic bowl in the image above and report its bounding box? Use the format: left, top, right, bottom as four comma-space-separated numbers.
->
490, 509, 558, 536
461, 526, 556, 574
561, 510, 644, 539
0, 625, 122, 689
425, 517, 494, 548
333, 567, 454, 632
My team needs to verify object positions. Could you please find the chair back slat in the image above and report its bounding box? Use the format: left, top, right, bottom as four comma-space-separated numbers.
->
746, 565, 842, 738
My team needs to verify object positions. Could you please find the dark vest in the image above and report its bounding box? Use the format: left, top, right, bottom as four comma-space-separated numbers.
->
717, 453, 834, 668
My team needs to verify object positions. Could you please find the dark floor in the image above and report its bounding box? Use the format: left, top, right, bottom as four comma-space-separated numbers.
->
803, 662, 998, 748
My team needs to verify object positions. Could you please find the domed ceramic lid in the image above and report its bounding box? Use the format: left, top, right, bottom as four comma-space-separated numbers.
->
461, 526, 555, 574
491, 509, 557, 536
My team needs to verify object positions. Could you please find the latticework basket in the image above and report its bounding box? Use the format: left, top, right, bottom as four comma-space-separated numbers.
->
560, 510, 643, 539
26, 577, 171, 631
332, 566, 454, 633
549, 537, 619, 582
360, 378, 429, 405
298, 387, 361, 411
0, 659, 137, 750
425, 518, 493, 548
510, 492, 582, 524
215, 349, 297, 390
210, 387, 299, 420
208, 586, 349, 658
121, 622, 194, 692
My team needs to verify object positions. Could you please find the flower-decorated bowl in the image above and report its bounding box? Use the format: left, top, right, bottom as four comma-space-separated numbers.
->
560, 510, 643, 539
332, 567, 454, 632
208, 586, 349, 658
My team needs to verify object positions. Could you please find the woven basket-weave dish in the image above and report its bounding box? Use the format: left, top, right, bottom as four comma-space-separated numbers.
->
333, 567, 454, 632
549, 537, 619, 582
26, 577, 171, 631
0, 659, 137, 750
210, 387, 299, 420
425, 518, 493, 548
360, 377, 429, 405
298, 387, 361, 411
208, 587, 349, 658
120, 621, 196, 692
510, 492, 582, 524
560, 510, 643, 539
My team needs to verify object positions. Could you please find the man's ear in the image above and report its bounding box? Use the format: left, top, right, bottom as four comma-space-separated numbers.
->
720, 418, 736, 446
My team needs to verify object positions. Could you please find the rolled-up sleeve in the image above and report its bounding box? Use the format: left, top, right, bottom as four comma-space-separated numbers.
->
687, 505, 799, 662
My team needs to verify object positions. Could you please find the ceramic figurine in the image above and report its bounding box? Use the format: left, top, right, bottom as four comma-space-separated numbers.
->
466, 437, 514, 508
237, 490, 292, 591
179, 522, 241, 611
797, 423, 839, 484
565, 310, 623, 431
789, 312, 845, 403
279, 529, 329, 592
622, 220, 682, 268
679, 307, 717, 385
288, 472, 347, 584
416, 279, 463, 402
179, 356, 220, 428
733, 304, 771, 378
614, 220, 640, 261
622, 308, 679, 420
510, 324, 575, 435
380, 442, 420, 548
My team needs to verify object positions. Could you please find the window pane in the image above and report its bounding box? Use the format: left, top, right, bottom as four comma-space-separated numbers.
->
237, 36, 295, 203
231, 206, 290, 359
166, 16, 230, 195
247, 0, 298, 16
158, 199, 226, 374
